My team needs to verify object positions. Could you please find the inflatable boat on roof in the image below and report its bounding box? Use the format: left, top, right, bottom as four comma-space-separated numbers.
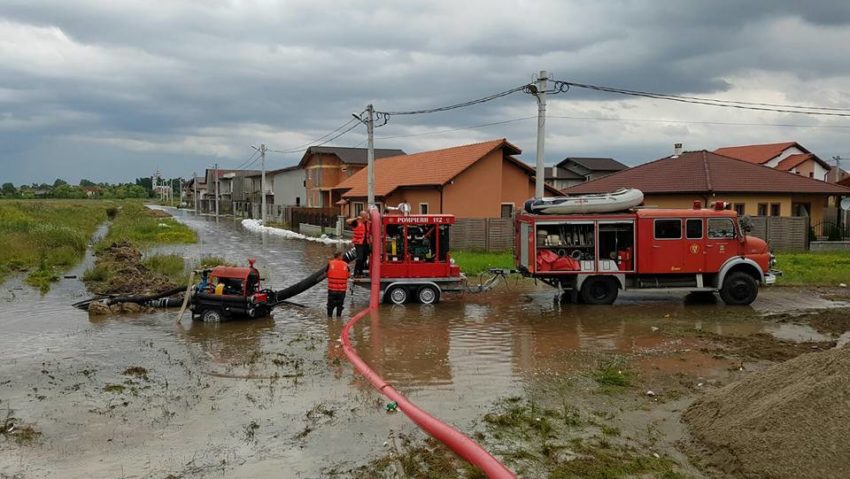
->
524, 188, 644, 215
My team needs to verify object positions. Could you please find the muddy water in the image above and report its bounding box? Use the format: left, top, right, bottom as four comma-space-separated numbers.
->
0, 208, 841, 478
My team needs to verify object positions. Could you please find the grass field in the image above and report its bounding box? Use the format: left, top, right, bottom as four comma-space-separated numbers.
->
99, 203, 197, 248
451, 250, 514, 276
0, 200, 111, 291
775, 251, 850, 286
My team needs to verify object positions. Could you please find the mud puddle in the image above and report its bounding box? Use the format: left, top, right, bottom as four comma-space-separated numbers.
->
3, 208, 848, 478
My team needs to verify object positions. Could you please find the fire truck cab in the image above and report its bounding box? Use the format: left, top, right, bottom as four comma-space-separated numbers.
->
515, 202, 778, 305
353, 214, 465, 304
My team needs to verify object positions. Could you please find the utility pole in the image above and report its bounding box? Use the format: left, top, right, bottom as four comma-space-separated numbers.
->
260, 143, 267, 223
214, 163, 220, 219
193, 170, 198, 214
534, 70, 548, 199
366, 104, 375, 207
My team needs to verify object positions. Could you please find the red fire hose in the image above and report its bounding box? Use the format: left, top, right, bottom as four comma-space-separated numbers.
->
339, 207, 515, 478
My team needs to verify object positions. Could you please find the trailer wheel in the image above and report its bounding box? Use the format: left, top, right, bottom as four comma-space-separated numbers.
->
719, 272, 758, 305
580, 277, 619, 305
202, 308, 223, 322
417, 285, 440, 305
387, 286, 409, 305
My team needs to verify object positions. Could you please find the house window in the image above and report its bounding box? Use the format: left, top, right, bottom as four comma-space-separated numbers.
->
708, 218, 736, 239
419, 203, 429, 215
686, 219, 703, 239
500, 203, 514, 218
809, 172, 814, 178
654, 219, 682, 239
353, 202, 365, 217
770, 203, 781, 216
295, 197, 300, 206
733, 203, 745, 216
757, 203, 768, 216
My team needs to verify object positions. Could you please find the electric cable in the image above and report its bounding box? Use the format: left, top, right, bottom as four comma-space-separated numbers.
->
374, 116, 537, 140
269, 117, 362, 155
548, 115, 850, 130
560, 81, 850, 117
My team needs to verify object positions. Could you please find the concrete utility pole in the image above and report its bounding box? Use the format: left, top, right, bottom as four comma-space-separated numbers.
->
534, 70, 548, 199
193, 170, 198, 214
214, 163, 220, 219
366, 104, 375, 206
260, 143, 267, 223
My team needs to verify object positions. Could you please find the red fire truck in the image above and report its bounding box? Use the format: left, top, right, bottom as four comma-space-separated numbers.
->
353, 214, 465, 304
515, 201, 778, 305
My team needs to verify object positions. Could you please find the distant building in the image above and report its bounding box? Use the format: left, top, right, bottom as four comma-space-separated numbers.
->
270, 166, 306, 208
714, 142, 832, 182
299, 146, 406, 207
545, 157, 627, 190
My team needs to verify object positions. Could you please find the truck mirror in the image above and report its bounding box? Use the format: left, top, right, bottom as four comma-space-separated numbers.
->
739, 215, 753, 233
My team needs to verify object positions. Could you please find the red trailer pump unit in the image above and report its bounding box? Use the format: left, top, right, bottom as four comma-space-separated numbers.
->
515, 204, 779, 305
353, 214, 465, 304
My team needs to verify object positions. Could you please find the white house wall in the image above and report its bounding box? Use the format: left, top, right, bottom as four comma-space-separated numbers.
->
272, 169, 306, 207
764, 146, 804, 168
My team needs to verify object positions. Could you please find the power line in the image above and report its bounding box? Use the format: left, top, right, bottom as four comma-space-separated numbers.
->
269, 117, 362, 155
232, 149, 260, 170
548, 115, 850, 130
561, 81, 850, 117
377, 84, 529, 117
373, 116, 537, 141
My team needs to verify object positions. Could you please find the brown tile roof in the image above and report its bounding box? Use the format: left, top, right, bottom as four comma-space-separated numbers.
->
713, 141, 799, 164
564, 150, 850, 195
839, 176, 850, 188
298, 146, 406, 167
776, 153, 812, 172
335, 138, 559, 198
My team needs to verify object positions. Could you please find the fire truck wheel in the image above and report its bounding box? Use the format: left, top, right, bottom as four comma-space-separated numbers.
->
417, 285, 440, 305
580, 277, 619, 305
387, 286, 409, 305
719, 272, 758, 305
202, 308, 223, 322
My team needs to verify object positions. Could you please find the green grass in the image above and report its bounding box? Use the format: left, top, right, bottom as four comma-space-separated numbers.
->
142, 254, 187, 282
0, 200, 110, 291
99, 203, 197, 248
775, 251, 850, 286
451, 250, 514, 276
592, 358, 633, 389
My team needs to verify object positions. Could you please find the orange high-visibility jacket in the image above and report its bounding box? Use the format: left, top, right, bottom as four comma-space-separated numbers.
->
352, 221, 367, 245
327, 259, 350, 292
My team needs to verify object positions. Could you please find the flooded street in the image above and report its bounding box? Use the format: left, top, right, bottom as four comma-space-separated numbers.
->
1, 208, 846, 478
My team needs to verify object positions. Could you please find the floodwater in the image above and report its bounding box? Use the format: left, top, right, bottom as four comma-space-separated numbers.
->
0, 208, 843, 478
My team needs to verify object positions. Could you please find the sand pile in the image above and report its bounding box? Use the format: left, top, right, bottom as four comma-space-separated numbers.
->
684, 345, 850, 479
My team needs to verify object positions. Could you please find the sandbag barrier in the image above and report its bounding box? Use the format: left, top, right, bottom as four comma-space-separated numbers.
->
339, 207, 515, 479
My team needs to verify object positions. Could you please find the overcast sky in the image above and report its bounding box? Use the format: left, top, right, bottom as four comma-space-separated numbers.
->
2, 0, 850, 184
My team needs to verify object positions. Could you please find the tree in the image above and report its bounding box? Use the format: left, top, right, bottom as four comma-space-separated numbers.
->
1, 182, 16, 196
79, 179, 96, 187
53, 178, 68, 188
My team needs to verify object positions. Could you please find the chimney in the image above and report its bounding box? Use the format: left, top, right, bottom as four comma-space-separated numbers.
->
673, 143, 683, 157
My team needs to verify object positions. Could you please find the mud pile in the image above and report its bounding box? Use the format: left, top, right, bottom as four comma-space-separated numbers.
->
87, 241, 178, 296
684, 346, 850, 479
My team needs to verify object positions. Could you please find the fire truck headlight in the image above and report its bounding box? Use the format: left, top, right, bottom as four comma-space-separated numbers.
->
769, 253, 776, 268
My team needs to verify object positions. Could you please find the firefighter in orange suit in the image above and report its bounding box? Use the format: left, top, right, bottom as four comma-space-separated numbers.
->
347, 210, 370, 277
327, 252, 350, 317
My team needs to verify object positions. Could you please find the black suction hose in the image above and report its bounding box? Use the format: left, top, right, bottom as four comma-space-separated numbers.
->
272, 246, 357, 304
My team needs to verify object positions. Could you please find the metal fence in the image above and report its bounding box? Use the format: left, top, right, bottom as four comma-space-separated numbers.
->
811, 221, 850, 241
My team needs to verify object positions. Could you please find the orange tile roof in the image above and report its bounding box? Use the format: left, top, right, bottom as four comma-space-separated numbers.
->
335, 139, 522, 198
776, 153, 812, 172
713, 142, 799, 164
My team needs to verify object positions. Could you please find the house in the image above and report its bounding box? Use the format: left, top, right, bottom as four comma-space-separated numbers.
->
563, 150, 850, 227
545, 157, 627, 190
714, 142, 832, 181
270, 166, 306, 208
299, 146, 406, 208
333, 139, 559, 218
